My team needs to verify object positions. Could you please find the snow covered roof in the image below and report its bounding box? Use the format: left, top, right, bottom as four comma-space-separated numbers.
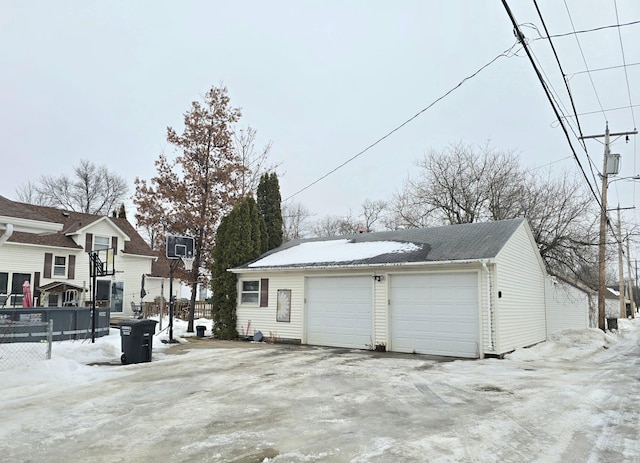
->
235, 218, 526, 270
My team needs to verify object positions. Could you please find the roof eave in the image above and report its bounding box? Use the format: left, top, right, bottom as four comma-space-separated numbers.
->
229, 258, 496, 273
0, 216, 64, 234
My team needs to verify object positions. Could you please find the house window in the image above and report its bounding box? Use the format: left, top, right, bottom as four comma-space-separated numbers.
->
96, 280, 111, 301
241, 280, 260, 304
111, 281, 124, 313
94, 236, 110, 251
0, 272, 7, 294
53, 256, 66, 277
240, 279, 269, 306
95, 280, 124, 312
10, 273, 30, 307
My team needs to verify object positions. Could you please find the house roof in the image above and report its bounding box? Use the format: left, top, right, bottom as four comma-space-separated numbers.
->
150, 251, 172, 278
0, 196, 155, 257
38, 281, 87, 293
234, 218, 527, 270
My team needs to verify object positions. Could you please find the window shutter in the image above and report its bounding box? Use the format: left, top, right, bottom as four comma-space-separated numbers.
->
43, 253, 52, 279
68, 255, 76, 279
111, 237, 118, 255
85, 233, 93, 252
33, 272, 40, 294
260, 279, 269, 307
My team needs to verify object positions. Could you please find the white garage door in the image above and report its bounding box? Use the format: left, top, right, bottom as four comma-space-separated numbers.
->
390, 272, 479, 358
306, 276, 373, 349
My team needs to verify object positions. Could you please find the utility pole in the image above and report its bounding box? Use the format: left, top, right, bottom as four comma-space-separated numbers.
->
580, 123, 637, 331
626, 238, 635, 318
617, 206, 625, 318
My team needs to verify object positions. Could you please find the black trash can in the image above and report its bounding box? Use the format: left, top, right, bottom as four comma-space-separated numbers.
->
196, 325, 206, 337
119, 319, 158, 364
606, 317, 618, 331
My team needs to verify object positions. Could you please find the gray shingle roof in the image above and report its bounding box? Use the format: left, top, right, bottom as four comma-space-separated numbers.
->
237, 218, 526, 269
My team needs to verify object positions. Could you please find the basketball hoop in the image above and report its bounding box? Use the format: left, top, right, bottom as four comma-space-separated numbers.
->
181, 256, 195, 272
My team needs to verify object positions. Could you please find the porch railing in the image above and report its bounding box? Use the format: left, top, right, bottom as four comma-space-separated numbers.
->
142, 301, 211, 320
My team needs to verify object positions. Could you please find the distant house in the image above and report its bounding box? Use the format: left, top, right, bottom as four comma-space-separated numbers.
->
231, 218, 550, 359
545, 274, 594, 334
0, 196, 164, 317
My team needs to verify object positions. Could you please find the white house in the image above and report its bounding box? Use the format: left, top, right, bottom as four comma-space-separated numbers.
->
0, 196, 165, 317
231, 218, 549, 359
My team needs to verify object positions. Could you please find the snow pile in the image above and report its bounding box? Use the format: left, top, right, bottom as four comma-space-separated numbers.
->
506, 323, 628, 362
249, 239, 420, 267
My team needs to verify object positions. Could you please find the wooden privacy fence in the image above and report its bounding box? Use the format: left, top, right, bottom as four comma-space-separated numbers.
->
143, 301, 211, 320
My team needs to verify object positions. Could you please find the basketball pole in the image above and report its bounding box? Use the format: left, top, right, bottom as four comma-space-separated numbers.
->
168, 258, 181, 343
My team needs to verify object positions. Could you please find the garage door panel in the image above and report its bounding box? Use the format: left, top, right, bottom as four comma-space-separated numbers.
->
306, 276, 372, 349
390, 273, 479, 358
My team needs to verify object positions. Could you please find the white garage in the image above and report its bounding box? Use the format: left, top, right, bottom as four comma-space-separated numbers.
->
233, 218, 551, 359
390, 272, 480, 358
306, 276, 373, 349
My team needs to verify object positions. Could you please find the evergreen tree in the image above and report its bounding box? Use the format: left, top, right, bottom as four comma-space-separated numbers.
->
211, 197, 262, 339
257, 173, 283, 252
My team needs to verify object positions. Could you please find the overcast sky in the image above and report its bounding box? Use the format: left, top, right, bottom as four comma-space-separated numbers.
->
1, 1, 639, 229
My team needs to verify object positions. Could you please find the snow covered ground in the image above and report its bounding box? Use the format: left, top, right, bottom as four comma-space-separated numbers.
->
1, 317, 639, 462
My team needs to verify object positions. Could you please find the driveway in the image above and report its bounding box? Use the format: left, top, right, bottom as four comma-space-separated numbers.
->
1, 326, 639, 462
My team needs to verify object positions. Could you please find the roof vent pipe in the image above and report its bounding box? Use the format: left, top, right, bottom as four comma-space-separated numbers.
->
0, 223, 14, 247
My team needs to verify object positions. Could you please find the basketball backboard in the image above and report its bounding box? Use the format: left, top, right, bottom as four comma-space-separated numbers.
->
166, 234, 195, 259
89, 248, 115, 277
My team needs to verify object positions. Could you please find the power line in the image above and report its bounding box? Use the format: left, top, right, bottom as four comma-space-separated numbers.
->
567, 62, 640, 79
533, 1, 587, 142
543, 18, 640, 39
563, 0, 607, 121
613, 0, 638, 208
500, 0, 602, 210
613, 0, 637, 130
558, 103, 640, 120
283, 42, 520, 203
532, 0, 602, 201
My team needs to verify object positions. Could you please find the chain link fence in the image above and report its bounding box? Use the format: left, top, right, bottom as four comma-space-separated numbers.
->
0, 319, 53, 371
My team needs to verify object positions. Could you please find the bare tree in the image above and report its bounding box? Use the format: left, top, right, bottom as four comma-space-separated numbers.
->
523, 170, 598, 278
233, 126, 280, 198
361, 199, 387, 232
386, 186, 433, 229
282, 201, 313, 241
388, 142, 598, 277
16, 160, 127, 215
16, 181, 50, 206
312, 211, 359, 237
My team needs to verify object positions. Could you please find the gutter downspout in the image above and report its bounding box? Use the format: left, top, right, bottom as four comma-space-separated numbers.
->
0, 223, 14, 247
482, 260, 494, 352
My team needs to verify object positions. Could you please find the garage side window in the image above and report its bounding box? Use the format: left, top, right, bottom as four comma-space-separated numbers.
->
241, 280, 260, 304
240, 279, 269, 306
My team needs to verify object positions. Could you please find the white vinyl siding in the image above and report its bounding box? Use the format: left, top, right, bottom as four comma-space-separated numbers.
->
545, 278, 589, 335
236, 273, 304, 341
494, 223, 547, 354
